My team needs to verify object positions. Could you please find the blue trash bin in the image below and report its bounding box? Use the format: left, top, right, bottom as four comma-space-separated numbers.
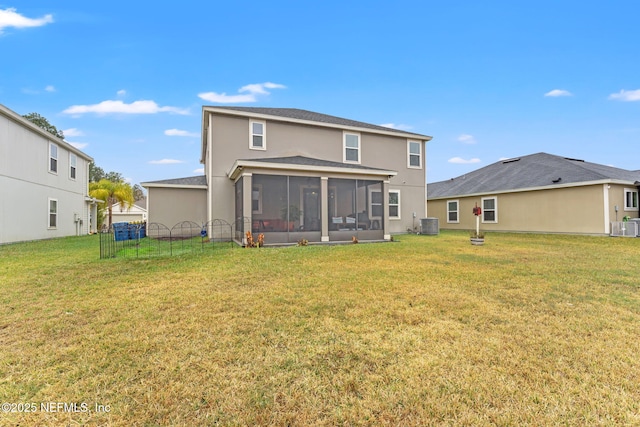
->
113, 222, 129, 241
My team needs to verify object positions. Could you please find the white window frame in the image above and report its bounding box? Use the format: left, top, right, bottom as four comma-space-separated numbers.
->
252, 184, 263, 214
447, 199, 459, 223
389, 190, 401, 220
481, 196, 498, 223
49, 142, 58, 174
343, 132, 361, 164
249, 120, 266, 150
69, 153, 77, 180
407, 140, 422, 169
624, 188, 638, 211
369, 189, 384, 219
48, 198, 58, 229
368, 189, 400, 219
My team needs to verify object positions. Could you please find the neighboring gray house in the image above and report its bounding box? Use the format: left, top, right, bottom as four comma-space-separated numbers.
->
143, 107, 432, 243
427, 152, 640, 235
0, 103, 98, 244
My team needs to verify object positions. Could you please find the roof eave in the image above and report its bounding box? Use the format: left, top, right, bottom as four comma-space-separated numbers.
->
0, 103, 94, 162
141, 182, 208, 189
203, 106, 432, 141
428, 179, 634, 200
228, 159, 398, 181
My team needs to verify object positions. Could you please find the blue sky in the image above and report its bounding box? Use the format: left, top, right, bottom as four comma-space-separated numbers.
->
2, 1, 639, 186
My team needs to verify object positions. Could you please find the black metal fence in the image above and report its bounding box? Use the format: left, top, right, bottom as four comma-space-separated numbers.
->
99, 220, 235, 259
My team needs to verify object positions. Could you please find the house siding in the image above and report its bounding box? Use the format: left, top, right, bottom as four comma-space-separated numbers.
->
147, 187, 207, 227
207, 112, 427, 235
0, 108, 92, 244
428, 185, 607, 234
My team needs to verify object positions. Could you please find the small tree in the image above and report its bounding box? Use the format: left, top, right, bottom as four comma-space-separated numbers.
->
22, 112, 65, 139
89, 179, 135, 228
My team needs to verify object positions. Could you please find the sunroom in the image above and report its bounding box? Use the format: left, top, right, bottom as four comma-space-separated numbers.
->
228, 156, 397, 244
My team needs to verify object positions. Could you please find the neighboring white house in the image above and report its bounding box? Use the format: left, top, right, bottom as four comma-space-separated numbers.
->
0, 103, 98, 244
110, 198, 147, 223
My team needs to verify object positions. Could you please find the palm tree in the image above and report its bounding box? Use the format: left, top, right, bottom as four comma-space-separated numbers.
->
89, 179, 135, 229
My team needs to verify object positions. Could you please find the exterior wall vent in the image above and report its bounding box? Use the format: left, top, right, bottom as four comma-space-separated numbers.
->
502, 158, 521, 164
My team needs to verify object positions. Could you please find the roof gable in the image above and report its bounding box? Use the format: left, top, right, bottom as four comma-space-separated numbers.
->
0, 103, 93, 162
428, 153, 640, 198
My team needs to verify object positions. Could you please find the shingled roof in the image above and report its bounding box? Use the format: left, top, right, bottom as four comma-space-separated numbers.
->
141, 176, 207, 187
204, 107, 432, 139
428, 153, 640, 199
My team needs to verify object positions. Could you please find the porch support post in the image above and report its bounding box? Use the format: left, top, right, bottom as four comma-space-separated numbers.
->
242, 173, 253, 238
383, 180, 391, 240
321, 177, 329, 242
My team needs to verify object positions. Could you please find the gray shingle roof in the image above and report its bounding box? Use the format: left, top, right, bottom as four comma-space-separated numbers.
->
240, 155, 393, 171
142, 176, 206, 186
207, 107, 431, 139
428, 152, 640, 198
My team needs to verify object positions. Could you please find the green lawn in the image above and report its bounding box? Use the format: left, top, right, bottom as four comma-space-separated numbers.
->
1, 232, 639, 426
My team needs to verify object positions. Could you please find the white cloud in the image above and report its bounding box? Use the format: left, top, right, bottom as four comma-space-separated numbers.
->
164, 128, 199, 137
0, 8, 53, 33
62, 100, 189, 116
544, 89, 573, 97
117, 89, 126, 97
148, 159, 184, 165
67, 142, 88, 149
198, 81, 286, 103
62, 128, 85, 137
193, 168, 205, 174
448, 157, 481, 164
22, 85, 56, 95
457, 134, 476, 144
379, 123, 413, 131
608, 89, 640, 102
239, 82, 286, 95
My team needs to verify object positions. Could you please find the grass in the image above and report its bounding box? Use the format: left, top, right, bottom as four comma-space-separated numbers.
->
1, 231, 639, 426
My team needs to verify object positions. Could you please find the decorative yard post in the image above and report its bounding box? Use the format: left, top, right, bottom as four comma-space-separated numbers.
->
471, 203, 484, 245
473, 203, 481, 236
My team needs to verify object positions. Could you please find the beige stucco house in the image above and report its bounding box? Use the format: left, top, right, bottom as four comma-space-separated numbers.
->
143, 107, 432, 243
427, 153, 640, 235
0, 103, 98, 244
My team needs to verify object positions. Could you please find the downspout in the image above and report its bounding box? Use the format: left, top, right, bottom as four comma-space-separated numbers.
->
635, 181, 640, 216
603, 184, 610, 235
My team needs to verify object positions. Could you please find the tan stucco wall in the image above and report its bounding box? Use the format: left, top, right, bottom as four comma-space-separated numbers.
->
428, 184, 610, 234
147, 187, 207, 227
207, 113, 427, 232
608, 183, 640, 221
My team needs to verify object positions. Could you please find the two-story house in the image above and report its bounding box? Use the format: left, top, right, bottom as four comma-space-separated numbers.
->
143, 107, 432, 244
0, 103, 97, 244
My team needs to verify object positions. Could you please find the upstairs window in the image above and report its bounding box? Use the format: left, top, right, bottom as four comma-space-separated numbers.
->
447, 200, 459, 223
69, 153, 77, 180
408, 140, 422, 168
482, 197, 498, 223
49, 143, 58, 173
343, 132, 360, 163
250, 120, 266, 150
625, 188, 639, 210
